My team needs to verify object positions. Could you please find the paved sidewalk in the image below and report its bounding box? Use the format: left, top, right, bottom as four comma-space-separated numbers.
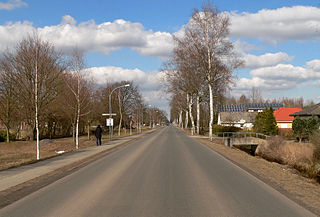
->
0, 129, 156, 192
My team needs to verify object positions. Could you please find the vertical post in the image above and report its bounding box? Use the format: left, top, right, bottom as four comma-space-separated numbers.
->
109, 93, 112, 140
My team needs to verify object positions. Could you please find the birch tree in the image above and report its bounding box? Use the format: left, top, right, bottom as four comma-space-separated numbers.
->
13, 34, 64, 159
65, 49, 92, 149
187, 4, 243, 140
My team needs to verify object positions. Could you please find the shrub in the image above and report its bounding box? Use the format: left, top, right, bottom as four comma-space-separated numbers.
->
293, 116, 319, 142
212, 124, 241, 133
256, 136, 313, 165
284, 130, 295, 140
0, 130, 16, 142
256, 136, 284, 164
310, 130, 320, 163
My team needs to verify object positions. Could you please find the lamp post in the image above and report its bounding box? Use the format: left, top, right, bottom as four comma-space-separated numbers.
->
108, 84, 130, 140
148, 105, 152, 128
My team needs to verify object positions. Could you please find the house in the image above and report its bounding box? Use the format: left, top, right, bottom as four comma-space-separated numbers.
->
290, 103, 320, 120
219, 103, 283, 113
273, 107, 302, 129
218, 103, 283, 130
217, 112, 258, 129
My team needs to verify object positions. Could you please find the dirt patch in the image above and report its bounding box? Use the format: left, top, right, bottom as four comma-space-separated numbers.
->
189, 134, 320, 215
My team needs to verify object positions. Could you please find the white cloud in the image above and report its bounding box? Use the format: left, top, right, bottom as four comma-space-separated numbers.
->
244, 52, 292, 68
87, 66, 163, 90
250, 64, 308, 81
61, 15, 77, 26
306, 59, 320, 72
230, 6, 320, 43
0, 16, 173, 59
0, 0, 27, 10
0, 21, 34, 51
234, 59, 320, 92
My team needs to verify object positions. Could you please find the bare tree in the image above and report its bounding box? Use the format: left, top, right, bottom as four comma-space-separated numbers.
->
0, 52, 18, 142
180, 3, 243, 139
65, 49, 92, 149
249, 87, 262, 104
12, 34, 64, 159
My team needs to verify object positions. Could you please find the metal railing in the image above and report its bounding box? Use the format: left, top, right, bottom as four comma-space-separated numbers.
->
215, 132, 269, 140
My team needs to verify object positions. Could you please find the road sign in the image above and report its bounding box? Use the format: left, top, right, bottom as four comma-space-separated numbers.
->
102, 113, 117, 116
106, 118, 113, 126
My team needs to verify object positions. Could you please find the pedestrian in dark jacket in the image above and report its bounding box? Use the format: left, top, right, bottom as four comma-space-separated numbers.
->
95, 125, 102, 146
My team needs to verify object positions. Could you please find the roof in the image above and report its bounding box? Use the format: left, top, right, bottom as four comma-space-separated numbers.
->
219, 103, 283, 112
273, 107, 302, 122
290, 103, 320, 117
219, 104, 245, 112
219, 112, 258, 123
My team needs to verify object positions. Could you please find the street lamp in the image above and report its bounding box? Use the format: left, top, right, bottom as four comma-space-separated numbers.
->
108, 84, 130, 140
148, 105, 152, 128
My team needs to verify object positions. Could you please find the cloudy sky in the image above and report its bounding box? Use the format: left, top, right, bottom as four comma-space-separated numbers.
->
1, 0, 320, 113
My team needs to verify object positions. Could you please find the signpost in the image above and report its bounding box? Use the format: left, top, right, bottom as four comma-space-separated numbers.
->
106, 118, 113, 126
102, 113, 117, 140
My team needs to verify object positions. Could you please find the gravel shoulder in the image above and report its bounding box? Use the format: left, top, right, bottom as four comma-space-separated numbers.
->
188, 133, 320, 216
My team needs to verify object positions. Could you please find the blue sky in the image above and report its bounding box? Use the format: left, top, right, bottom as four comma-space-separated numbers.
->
1, 0, 320, 113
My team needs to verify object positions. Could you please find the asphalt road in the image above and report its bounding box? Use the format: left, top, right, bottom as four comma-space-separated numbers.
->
0, 126, 316, 217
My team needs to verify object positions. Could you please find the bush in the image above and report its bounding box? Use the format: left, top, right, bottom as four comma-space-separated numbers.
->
256, 136, 319, 183
256, 136, 314, 165
293, 116, 319, 142
256, 136, 284, 164
310, 130, 320, 163
0, 130, 16, 142
278, 128, 294, 139
212, 125, 241, 133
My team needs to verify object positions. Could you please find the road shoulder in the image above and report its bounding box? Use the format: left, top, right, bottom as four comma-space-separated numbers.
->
186, 132, 320, 216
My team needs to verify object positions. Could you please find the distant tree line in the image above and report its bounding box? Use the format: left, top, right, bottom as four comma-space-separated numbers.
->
0, 34, 167, 159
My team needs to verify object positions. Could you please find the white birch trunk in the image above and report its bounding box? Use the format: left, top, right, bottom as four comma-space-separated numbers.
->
76, 111, 79, 149
130, 120, 132, 135
209, 83, 214, 141
187, 93, 195, 135
35, 52, 40, 160
75, 78, 80, 149
196, 94, 200, 135
118, 93, 122, 136
87, 121, 90, 140
179, 110, 183, 128
185, 110, 188, 129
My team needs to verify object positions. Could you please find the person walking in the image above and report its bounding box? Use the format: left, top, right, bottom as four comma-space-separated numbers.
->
95, 125, 102, 146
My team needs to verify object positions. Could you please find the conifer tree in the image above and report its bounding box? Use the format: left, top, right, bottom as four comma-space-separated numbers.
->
253, 107, 278, 136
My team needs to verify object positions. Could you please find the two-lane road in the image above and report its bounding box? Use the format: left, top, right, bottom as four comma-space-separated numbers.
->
0, 126, 316, 216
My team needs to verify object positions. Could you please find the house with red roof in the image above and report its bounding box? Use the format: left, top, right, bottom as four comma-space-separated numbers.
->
273, 107, 302, 129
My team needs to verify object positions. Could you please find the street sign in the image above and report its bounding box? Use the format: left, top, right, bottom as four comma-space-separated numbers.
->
106, 118, 113, 126
102, 113, 117, 116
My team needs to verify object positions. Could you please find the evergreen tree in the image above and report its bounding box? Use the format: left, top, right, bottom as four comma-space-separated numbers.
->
293, 117, 307, 143
306, 116, 319, 136
253, 112, 265, 133
293, 116, 319, 143
253, 107, 278, 136
264, 107, 278, 136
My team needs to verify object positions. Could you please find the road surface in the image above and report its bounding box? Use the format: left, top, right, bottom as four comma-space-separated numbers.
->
0, 126, 316, 216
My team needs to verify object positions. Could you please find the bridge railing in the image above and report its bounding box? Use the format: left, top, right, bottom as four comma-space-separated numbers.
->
215, 132, 269, 140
